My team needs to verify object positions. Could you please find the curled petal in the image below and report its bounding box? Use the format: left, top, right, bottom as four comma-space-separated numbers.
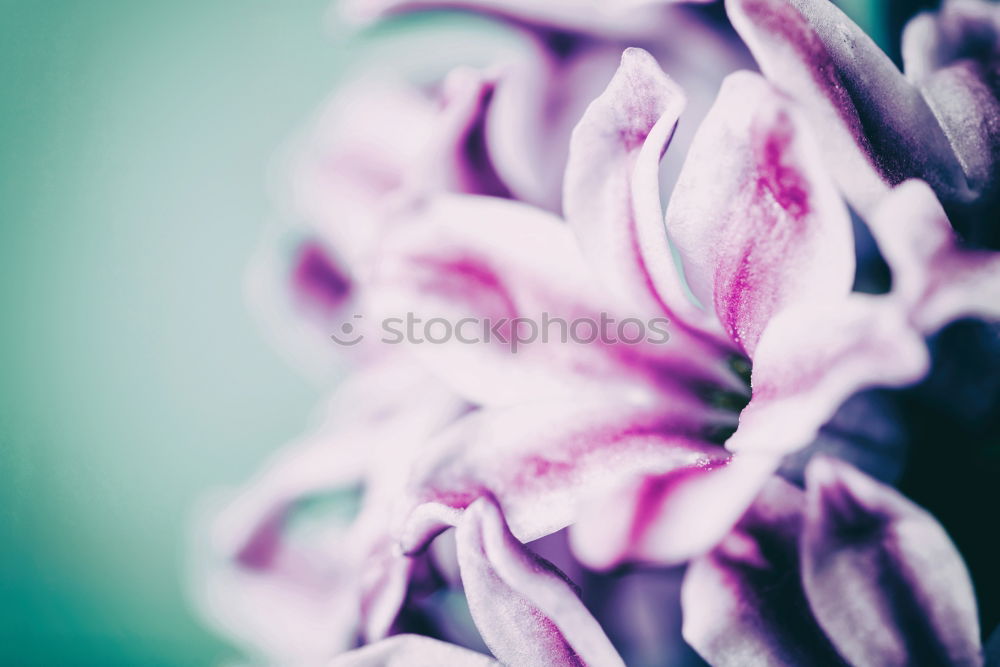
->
330, 634, 498, 666
801, 456, 983, 667
665, 71, 854, 357
402, 67, 511, 200
866, 180, 1000, 331
456, 497, 625, 667
682, 478, 845, 666
726, 0, 968, 213
728, 295, 929, 457
398, 398, 728, 554
565, 47, 715, 333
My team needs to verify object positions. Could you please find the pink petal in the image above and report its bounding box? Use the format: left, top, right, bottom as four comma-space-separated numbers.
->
681, 478, 845, 666
397, 397, 728, 555
455, 497, 625, 667
487, 38, 623, 211
367, 194, 740, 406
329, 634, 498, 666
568, 451, 778, 569
290, 80, 438, 270
727, 295, 929, 457
664, 71, 854, 357
197, 361, 467, 662
564, 47, 717, 334
726, 0, 968, 214
866, 180, 1000, 332
801, 456, 983, 666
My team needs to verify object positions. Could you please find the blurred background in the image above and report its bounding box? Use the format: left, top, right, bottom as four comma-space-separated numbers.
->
0, 1, 916, 664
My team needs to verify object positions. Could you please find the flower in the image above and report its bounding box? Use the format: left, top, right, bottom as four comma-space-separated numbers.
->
198, 2, 1000, 665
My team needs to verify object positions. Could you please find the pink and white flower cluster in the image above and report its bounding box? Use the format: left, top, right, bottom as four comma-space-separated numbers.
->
197, 0, 1000, 664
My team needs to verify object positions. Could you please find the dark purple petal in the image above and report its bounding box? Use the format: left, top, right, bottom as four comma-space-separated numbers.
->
665, 71, 854, 357
455, 497, 625, 666
801, 457, 983, 666
903, 1, 1000, 195
682, 478, 846, 666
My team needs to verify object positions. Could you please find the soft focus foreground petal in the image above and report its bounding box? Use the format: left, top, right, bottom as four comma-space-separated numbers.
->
903, 1, 1000, 196
488, 38, 622, 211
726, 0, 968, 214
404, 67, 510, 200
866, 180, 1000, 331
330, 634, 498, 666
569, 451, 777, 569
367, 194, 739, 406
802, 456, 982, 667
456, 497, 625, 667
198, 362, 467, 663
682, 478, 845, 666
665, 71, 854, 357
341, 0, 707, 40
398, 398, 729, 554
289, 80, 438, 270
565, 48, 712, 331
728, 295, 929, 457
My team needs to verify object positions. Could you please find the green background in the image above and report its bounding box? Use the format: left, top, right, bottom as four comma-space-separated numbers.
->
0, 1, 887, 664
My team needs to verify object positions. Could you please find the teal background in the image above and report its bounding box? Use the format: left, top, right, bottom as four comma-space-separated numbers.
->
0, 2, 341, 663
0, 1, 885, 664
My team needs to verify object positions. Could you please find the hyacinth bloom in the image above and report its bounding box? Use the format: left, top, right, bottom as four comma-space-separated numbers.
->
198, 2, 1000, 666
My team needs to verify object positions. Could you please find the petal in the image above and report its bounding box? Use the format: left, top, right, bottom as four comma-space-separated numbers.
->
405, 66, 511, 200
487, 38, 623, 211
568, 450, 778, 569
330, 634, 498, 666
903, 1, 1000, 197
681, 478, 845, 666
367, 193, 741, 406
564, 47, 715, 333
727, 295, 929, 457
290, 80, 438, 269
801, 456, 983, 667
455, 497, 625, 667
726, 0, 968, 214
866, 180, 1000, 331
664, 71, 855, 357
397, 397, 729, 555
197, 361, 467, 662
